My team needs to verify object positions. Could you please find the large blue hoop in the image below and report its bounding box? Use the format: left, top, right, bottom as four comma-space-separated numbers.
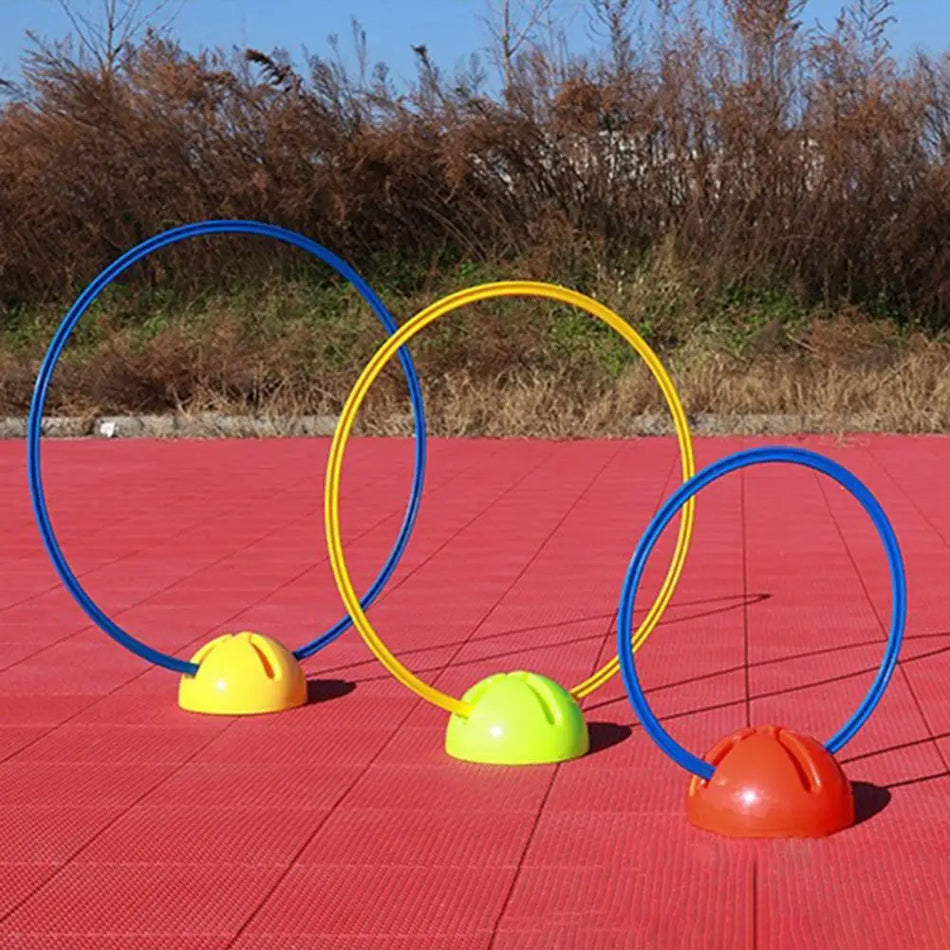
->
27, 220, 427, 675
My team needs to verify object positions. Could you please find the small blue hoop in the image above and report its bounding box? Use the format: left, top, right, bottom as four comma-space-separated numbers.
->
616, 446, 906, 780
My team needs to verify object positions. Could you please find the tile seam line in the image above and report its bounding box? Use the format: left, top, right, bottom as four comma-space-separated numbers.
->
0, 719, 230, 927
435, 443, 626, 664
452, 444, 625, 948
866, 440, 950, 551
485, 765, 561, 950
815, 470, 950, 776
240, 443, 623, 949
339, 445, 554, 612
7, 441, 551, 771
1, 447, 490, 678
215, 589, 777, 683
741, 439, 751, 729
742, 435, 758, 950
6, 462, 344, 611
5, 443, 478, 615
584, 644, 946, 724
0, 507, 379, 767
582, 441, 682, 706
223, 444, 567, 948
317, 618, 616, 680
0, 529, 381, 919
1, 498, 335, 678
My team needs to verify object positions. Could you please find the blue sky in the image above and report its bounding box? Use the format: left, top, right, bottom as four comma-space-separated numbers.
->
2, 1, 948, 87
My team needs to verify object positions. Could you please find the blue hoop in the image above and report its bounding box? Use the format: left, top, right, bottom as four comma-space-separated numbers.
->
27, 220, 427, 675
616, 446, 906, 780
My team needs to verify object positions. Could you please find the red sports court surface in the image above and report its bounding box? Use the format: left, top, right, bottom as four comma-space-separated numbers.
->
0, 433, 948, 949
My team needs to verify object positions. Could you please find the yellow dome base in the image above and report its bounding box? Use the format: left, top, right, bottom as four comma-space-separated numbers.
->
178, 632, 307, 716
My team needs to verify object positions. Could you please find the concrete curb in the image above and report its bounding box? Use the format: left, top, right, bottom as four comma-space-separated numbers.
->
0, 412, 905, 439
0, 414, 341, 439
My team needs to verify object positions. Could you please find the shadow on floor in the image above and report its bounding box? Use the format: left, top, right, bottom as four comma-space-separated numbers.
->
587, 721, 632, 756
306, 678, 356, 704
852, 781, 891, 825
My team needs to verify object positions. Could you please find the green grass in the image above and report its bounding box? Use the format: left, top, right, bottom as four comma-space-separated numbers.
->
4, 257, 946, 437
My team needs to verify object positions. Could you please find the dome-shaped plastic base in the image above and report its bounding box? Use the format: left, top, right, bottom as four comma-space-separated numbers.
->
178, 632, 307, 716
687, 725, 855, 838
445, 671, 589, 765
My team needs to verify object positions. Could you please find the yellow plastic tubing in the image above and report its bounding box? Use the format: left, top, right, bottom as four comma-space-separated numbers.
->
325, 281, 695, 717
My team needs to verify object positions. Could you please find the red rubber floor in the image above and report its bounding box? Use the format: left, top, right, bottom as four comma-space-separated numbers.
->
1, 434, 948, 949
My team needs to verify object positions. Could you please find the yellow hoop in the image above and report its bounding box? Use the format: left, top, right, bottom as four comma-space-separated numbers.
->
325, 281, 695, 716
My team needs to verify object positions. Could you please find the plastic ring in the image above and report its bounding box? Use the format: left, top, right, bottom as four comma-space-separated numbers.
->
27, 220, 427, 675
326, 280, 696, 717
616, 446, 907, 780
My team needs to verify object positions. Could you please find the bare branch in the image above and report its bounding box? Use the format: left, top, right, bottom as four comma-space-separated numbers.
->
55, 0, 106, 67
54, 0, 186, 75
587, 0, 637, 75
482, 0, 556, 95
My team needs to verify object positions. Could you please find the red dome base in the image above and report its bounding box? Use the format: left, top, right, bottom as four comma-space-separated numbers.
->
687, 725, 854, 838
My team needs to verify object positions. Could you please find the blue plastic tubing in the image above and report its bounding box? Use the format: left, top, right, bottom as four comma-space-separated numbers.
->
27, 220, 427, 675
616, 446, 907, 780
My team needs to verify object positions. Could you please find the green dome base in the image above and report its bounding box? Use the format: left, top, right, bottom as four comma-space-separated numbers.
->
445, 671, 590, 766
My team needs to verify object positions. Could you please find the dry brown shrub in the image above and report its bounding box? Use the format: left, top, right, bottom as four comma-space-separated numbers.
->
1, 1, 949, 324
